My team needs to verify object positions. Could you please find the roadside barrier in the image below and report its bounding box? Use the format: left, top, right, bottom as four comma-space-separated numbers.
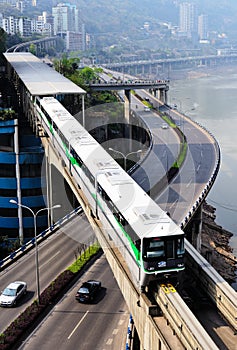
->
0, 206, 83, 270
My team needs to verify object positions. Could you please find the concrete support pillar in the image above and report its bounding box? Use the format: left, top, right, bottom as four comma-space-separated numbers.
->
82, 94, 85, 127
45, 146, 53, 226
159, 89, 165, 103
157, 89, 161, 100
14, 119, 23, 244
191, 204, 203, 252
124, 89, 133, 152
124, 89, 130, 122
164, 89, 168, 104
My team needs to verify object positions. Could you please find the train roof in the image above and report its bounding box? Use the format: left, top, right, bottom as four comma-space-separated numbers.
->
39, 97, 183, 239
4, 53, 86, 96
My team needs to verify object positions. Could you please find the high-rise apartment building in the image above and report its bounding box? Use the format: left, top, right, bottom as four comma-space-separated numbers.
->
179, 2, 198, 39
198, 14, 208, 41
52, 3, 79, 36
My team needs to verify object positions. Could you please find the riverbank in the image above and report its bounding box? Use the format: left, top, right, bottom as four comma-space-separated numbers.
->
201, 202, 237, 286
166, 62, 237, 81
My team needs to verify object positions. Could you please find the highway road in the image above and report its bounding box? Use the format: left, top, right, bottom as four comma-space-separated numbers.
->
102, 70, 219, 226
130, 90, 219, 226
129, 94, 181, 192
156, 105, 218, 224
19, 255, 129, 350
0, 212, 96, 333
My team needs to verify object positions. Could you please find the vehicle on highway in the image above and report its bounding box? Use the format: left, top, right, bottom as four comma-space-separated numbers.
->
35, 97, 185, 291
75, 280, 101, 303
161, 123, 169, 129
144, 106, 150, 112
0, 281, 27, 307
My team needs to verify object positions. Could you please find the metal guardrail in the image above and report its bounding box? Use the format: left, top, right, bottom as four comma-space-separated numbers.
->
185, 239, 237, 332
179, 114, 221, 230
0, 206, 83, 270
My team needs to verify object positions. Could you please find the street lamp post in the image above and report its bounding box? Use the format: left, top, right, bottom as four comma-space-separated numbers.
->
172, 97, 182, 112
109, 148, 142, 171
9, 200, 61, 304
182, 107, 195, 134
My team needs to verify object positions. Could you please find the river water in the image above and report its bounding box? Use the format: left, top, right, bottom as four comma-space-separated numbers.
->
168, 66, 237, 265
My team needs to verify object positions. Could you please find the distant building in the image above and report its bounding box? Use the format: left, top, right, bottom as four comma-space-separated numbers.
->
179, 2, 198, 39
52, 3, 80, 36
16, 1, 24, 13
0, 11, 52, 37
31, 18, 52, 36
198, 14, 208, 41
18, 17, 32, 36
66, 31, 83, 51
2, 16, 19, 35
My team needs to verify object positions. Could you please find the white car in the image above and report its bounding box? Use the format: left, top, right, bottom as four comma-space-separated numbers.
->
161, 123, 169, 129
0, 281, 27, 307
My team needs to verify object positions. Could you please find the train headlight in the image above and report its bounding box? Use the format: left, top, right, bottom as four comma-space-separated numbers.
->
177, 263, 184, 267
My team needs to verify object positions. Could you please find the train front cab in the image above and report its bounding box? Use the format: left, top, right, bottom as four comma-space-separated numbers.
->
141, 234, 185, 287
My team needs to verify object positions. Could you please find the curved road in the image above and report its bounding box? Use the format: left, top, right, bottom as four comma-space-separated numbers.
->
131, 91, 219, 225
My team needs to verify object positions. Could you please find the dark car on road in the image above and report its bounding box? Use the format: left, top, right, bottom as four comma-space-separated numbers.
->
75, 280, 101, 303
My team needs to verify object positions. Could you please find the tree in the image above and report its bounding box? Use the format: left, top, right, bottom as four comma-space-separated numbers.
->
53, 54, 80, 77
29, 43, 36, 55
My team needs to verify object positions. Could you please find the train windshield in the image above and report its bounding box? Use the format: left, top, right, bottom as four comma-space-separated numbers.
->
143, 236, 184, 260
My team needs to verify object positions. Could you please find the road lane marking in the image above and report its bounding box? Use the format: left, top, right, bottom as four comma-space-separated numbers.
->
40, 251, 60, 268
186, 179, 192, 188
106, 338, 113, 345
67, 310, 89, 339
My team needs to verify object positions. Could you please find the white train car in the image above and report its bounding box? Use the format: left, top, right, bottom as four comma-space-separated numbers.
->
35, 96, 185, 289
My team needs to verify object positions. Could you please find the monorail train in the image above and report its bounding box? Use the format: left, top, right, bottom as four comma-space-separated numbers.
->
35, 96, 185, 289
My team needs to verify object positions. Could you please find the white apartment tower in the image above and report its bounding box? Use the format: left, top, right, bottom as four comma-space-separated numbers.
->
179, 2, 198, 38
52, 3, 79, 36
198, 14, 208, 41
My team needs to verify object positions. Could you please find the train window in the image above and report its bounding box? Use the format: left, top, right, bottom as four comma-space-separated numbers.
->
53, 122, 58, 132
177, 237, 185, 255
119, 213, 126, 226
82, 165, 94, 184
97, 183, 103, 196
144, 238, 165, 258
35, 98, 41, 107
41, 106, 52, 125
166, 240, 175, 259
102, 189, 110, 201
70, 147, 83, 166
58, 130, 69, 149
134, 239, 141, 250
